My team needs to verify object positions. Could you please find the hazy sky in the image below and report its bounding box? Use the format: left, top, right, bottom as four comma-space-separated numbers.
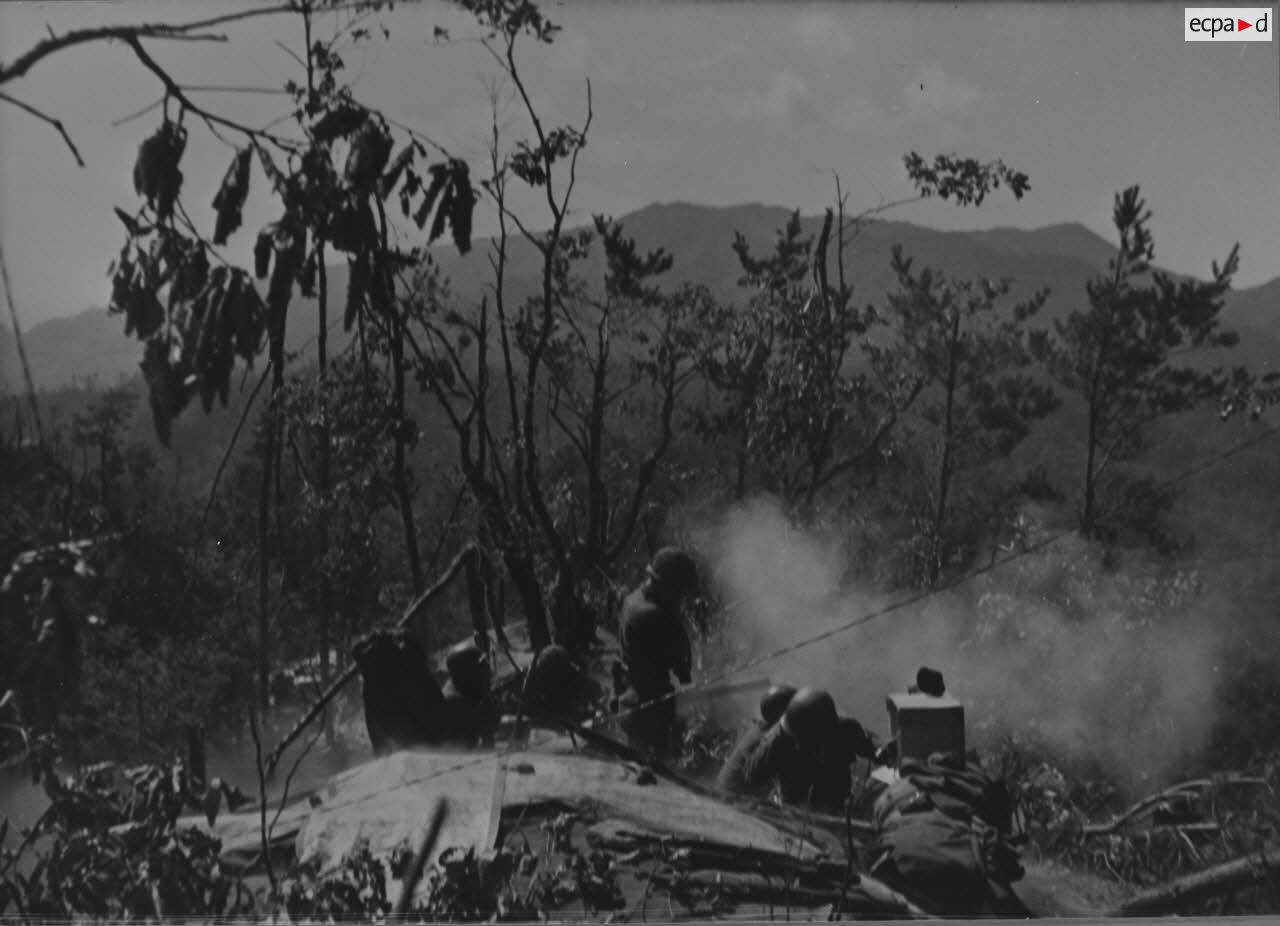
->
1, 0, 1277, 327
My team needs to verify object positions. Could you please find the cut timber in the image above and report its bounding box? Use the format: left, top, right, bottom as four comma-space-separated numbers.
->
296, 748, 830, 862
296, 750, 499, 892
1108, 847, 1280, 917
192, 749, 834, 907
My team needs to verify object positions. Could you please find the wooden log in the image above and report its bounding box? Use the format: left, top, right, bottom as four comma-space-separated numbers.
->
1108, 847, 1280, 917
264, 544, 478, 776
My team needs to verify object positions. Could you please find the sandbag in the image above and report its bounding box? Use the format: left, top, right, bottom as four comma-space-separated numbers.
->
875, 753, 1013, 834
871, 809, 1025, 917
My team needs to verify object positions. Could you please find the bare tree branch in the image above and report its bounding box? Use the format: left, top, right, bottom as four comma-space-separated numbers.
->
111, 96, 164, 127
181, 83, 293, 95
273, 38, 308, 71
0, 20, 236, 86
0, 91, 84, 166
123, 36, 303, 151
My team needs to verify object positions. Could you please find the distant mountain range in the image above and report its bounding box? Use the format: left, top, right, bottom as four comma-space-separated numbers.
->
3, 202, 1276, 392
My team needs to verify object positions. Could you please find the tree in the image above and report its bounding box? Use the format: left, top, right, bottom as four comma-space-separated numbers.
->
403, 91, 704, 649
1030, 185, 1241, 540
698, 159, 1034, 511
882, 247, 1058, 585
42, 1, 539, 707
69, 387, 138, 513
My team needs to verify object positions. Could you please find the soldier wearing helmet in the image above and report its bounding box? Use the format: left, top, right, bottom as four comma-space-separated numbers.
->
441, 639, 499, 747
717, 683, 797, 798
735, 687, 852, 811
616, 547, 699, 758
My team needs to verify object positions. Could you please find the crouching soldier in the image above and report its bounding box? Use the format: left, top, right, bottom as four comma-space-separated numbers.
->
717, 684, 796, 798
734, 687, 852, 813
352, 629, 447, 755
441, 641, 499, 747
522, 644, 602, 723
617, 547, 699, 760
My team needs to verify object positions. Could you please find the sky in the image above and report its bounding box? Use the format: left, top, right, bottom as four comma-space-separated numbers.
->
1, 0, 1277, 328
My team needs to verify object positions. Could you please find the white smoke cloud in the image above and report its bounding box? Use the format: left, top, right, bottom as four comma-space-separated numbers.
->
692, 496, 1228, 788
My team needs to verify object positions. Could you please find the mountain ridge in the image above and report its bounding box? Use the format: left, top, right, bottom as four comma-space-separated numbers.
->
2, 203, 1275, 392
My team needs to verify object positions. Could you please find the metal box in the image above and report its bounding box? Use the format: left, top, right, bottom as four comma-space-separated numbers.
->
885, 692, 965, 765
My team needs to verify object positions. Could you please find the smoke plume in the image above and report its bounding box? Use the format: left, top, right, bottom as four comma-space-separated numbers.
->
695, 497, 1230, 788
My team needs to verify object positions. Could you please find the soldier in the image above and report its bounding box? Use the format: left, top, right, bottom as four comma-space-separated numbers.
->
717, 683, 796, 798
735, 687, 851, 812
616, 547, 698, 759
522, 644, 601, 721
441, 640, 499, 747
351, 629, 446, 755
835, 713, 879, 764
908, 666, 946, 697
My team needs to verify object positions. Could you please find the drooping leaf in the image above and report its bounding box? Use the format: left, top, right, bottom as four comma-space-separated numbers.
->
429, 178, 455, 245
310, 101, 368, 144
343, 117, 393, 192
133, 121, 187, 220
413, 163, 449, 230
253, 141, 289, 199
211, 148, 252, 245
171, 241, 209, 304
140, 338, 190, 446
230, 273, 267, 360
378, 143, 415, 199
327, 196, 376, 254
448, 161, 475, 255
254, 225, 275, 279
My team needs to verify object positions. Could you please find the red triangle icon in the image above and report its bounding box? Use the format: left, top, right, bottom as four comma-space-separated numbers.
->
1238, 18, 1252, 29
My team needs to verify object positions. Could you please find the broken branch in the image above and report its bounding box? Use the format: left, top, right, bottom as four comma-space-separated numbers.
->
1109, 846, 1280, 917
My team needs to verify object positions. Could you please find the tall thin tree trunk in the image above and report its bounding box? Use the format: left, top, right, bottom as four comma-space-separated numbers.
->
928, 314, 962, 588
317, 249, 334, 745
256, 415, 274, 713
258, 291, 287, 712
391, 312, 424, 593
1082, 375, 1102, 537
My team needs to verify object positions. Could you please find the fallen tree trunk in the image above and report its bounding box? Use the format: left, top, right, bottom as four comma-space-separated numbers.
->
264, 544, 478, 776
1084, 775, 1268, 835
1108, 847, 1280, 916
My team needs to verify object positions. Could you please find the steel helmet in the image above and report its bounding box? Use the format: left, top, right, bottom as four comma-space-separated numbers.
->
915, 666, 946, 697
446, 641, 487, 682
645, 547, 698, 596
782, 687, 838, 746
759, 684, 798, 726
